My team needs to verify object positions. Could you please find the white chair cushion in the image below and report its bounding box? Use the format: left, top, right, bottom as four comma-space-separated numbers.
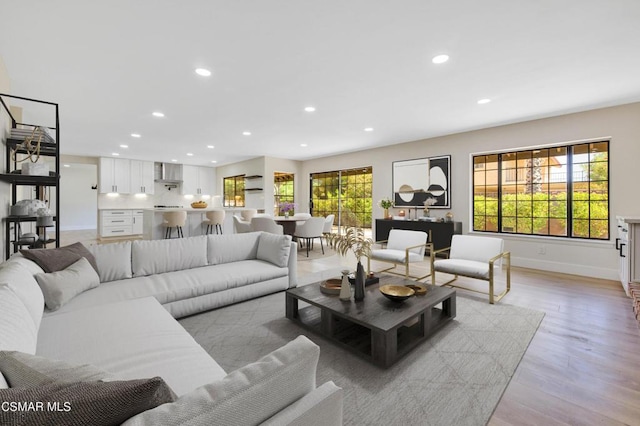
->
257, 233, 292, 267
0, 284, 38, 354
370, 249, 423, 264
88, 241, 132, 282
132, 236, 208, 276
449, 235, 504, 264
207, 232, 260, 265
433, 259, 490, 280
0, 259, 45, 329
123, 335, 320, 426
386, 229, 428, 256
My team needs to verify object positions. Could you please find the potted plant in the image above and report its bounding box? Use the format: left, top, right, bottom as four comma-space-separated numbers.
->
279, 201, 297, 218
326, 227, 373, 301
378, 198, 393, 219
423, 197, 437, 217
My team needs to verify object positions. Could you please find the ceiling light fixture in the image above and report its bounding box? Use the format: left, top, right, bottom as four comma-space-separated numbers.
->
186, 153, 194, 156
477, 98, 491, 104
112, 153, 120, 156
364, 127, 374, 132
195, 68, 212, 77
63, 164, 70, 168
242, 131, 251, 136
304, 106, 316, 112
120, 144, 128, 148
152, 111, 165, 117
432, 54, 449, 64
207, 145, 214, 149
171, 159, 178, 162
300, 143, 308, 147
131, 133, 141, 138
211, 160, 217, 164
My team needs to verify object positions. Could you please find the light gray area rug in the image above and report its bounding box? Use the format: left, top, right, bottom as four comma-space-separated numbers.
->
180, 292, 544, 426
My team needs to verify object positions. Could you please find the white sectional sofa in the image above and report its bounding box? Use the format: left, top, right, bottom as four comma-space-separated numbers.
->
0, 232, 343, 425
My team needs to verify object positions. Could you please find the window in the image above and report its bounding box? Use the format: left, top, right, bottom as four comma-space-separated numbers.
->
274, 172, 295, 215
473, 140, 609, 240
223, 175, 245, 207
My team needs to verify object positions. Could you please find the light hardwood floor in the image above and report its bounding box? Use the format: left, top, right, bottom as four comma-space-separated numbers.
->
59, 230, 640, 424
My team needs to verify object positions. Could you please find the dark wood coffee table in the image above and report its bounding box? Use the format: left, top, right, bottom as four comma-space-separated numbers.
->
285, 275, 456, 368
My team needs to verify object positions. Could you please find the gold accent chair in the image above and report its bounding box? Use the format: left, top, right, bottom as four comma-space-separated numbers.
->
368, 229, 432, 280
431, 234, 511, 304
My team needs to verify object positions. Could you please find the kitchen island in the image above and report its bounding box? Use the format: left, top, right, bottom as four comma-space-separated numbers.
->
142, 208, 247, 240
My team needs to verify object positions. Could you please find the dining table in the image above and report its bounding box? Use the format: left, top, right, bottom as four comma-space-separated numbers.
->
274, 216, 307, 236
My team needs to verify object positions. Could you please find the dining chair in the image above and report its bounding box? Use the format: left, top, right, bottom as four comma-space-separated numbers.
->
293, 217, 325, 257
233, 215, 252, 234
322, 214, 335, 235
240, 209, 257, 221
250, 217, 284, 235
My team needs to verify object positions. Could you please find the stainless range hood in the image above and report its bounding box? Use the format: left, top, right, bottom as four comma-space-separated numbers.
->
154, 162, 183, 183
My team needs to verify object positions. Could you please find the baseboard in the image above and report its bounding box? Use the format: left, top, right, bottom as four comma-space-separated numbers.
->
512, 256, 618, 281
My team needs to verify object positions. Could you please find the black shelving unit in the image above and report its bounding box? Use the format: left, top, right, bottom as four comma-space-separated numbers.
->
0, 93, 60, 259
244, 174, 263, 192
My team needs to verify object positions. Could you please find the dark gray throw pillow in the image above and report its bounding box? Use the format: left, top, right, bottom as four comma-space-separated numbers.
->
0, 377, 176, 426
20, 242, 98, 274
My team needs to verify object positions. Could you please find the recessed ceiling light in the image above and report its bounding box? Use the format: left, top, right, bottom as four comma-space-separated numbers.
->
211, 160, 217, 164
432, 54, 449, 64
364, 127, 374, 132
242, 131, 251, 136
195, 68, 212, 77
300, 143, 308, 147
207, 145, 214, 149
152, 111, 165, 118
120, 144, 128, 148
304, 106, 316, 112
477, 98, 491, 104
131, 133, 141, 138
186, 153, 194, 156
112, 152, 120, 156
63, 164, 70, 168
171, 159, 177, 162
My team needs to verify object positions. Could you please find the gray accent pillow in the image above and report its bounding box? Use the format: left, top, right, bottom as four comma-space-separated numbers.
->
34, 257, 100, 311
0, 351, 116, 388
21, 242, 99, 274
257, 233, 292, 267
88, 241, 132, 282
0, 377, 176, 425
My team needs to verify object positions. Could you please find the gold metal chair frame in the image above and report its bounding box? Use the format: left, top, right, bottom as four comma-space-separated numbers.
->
368, 240, 434, 281
430, 247, 511, 304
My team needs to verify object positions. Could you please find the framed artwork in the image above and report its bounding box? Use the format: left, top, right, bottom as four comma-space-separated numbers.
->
392, 155, 451, 208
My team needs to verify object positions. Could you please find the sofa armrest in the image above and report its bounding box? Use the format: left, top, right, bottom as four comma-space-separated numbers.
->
260, 381, 343, 426
288, 241, 298, 288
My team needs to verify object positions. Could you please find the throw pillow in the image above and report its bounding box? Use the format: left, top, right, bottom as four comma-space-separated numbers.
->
0, 284, 38, 354
0, 372, 7, 389
0, 261, 45, 329
123, 335, 319, 426
0, 377, 176, 425
87, 240, 132, 282
0, 351, 115, 388
34, 257, 100, 311
257, 233, 292, 267
20, 241, 99, 274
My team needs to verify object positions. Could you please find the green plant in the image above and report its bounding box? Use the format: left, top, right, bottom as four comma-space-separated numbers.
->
378, 198, 393, 209
325, 227, 373, 262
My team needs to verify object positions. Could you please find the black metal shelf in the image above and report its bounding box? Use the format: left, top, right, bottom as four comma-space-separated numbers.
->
6, 138, 58, 156
0, 173, 58, 186
4, 215, 57, 223
244, 175, 263, 180
244, 188, 263, 191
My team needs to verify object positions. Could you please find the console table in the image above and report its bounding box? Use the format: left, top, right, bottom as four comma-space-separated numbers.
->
375, 219, 462, 251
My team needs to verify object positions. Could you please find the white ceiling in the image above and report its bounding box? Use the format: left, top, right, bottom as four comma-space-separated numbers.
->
1, 0, 639, 167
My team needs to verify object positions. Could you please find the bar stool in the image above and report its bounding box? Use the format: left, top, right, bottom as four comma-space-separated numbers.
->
203, 210, 225, 234
162, 211, 187, 239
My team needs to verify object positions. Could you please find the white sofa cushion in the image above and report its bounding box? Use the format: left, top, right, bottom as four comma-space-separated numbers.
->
207, 232, 260, 265
0, 284, 37, 354
123, 335, 319, 426
37, 297, 226, 396
433, 258, 490, 280
386, 229, 428, 256
35, 257, 101, 311
132, 236, 208, 277
0, 260, 44, 329
88, 240, 132, 282
257, 233, 292, 267
370, 249, 423, 263
261, 381, 343, 426
449, 234, 504, 263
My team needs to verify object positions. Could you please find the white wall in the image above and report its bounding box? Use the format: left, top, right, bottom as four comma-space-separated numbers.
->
59, 163, 97, 230
301, 102, 640, 280
216, 157, 265, 210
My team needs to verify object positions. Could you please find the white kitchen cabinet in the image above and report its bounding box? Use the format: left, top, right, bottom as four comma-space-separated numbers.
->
99, 158, 131, 194
130, 160, 155, 194
616, 216, 640, 297
132, 210, 144, 234
99, 210, 133, 237
181, 165, 216, 196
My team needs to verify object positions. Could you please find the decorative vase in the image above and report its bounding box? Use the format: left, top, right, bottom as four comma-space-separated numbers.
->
284, 211, 289, 218
354, 261, 366, 301
423, 208, 429, 217
339, 269, 351, 301
383, 208, 389, 219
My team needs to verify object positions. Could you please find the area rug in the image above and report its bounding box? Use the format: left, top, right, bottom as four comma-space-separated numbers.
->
295, 243, 337, 260
180, 292, 544, 426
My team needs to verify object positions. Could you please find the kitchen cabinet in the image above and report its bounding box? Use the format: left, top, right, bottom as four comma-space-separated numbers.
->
616, 216, 640, 297
182, 165, 215, 196
132, 210, 144, 234
99, 209, 144, 237
99, 158, 130, 194
130, 160, 154, 194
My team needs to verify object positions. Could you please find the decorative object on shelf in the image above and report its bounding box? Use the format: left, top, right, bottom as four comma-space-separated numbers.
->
10, 126, 44, 165
339, 269, 351, 301
279, 201, 297, 218
445, 212, 454, 222
319, 278, 342, 295
15, 199, 47, 216
392, 155, 451, 208
379, 284, 415, 302
9, 204, 28, 216
36, 207, 54, 227
325, 227, 372, 302
191, 200, 208, 209
423, 197, 437, 217
21, 161, 50, 176
378, 198, 393, 219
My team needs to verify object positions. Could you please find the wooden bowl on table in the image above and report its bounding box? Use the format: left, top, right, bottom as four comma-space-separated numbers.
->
191, 201, 208, 209
379, 284, 415, 302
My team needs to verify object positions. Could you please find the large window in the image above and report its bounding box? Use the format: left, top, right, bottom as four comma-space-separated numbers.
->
473, 140, 609, 240
274, 172, 295, 215
223, 175, 245, 207
311, 166, 372, 230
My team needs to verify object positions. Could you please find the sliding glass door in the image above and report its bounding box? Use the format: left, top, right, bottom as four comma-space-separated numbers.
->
310, 166, 372, 232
